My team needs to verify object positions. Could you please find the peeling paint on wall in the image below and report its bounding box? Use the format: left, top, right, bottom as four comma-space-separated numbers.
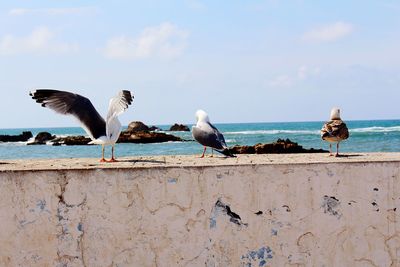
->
321, 195, 342, 219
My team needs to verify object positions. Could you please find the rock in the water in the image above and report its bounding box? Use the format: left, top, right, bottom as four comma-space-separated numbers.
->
169, 123, 190, 131
0, 131, 33, 142
27, 132, 55, 145
127, 121, 161, 132
128, 121, 151, 132
118, 130, 183, 143
148, 126, 161, 131
228, 139, 328, 154
228, 145, 256, 154
51, 136, 92, 146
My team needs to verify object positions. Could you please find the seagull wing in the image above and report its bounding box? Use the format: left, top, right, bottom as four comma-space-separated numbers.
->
30, 89, 106, 140
106, 90, 134, 139
208, 122, 228, 148
321, 120, 349, 140
106, 90, 133, 120
192, 122, 227, 150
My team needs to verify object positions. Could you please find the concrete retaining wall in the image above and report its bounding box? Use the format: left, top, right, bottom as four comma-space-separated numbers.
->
0, 154, 399, 266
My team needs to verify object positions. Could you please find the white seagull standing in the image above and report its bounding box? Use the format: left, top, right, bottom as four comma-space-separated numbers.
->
321, 107, 349, 157
30, 89, 133, 162
192, 109, 235, 158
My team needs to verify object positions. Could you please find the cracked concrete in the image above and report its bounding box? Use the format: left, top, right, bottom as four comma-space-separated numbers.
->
0, 154, 399, 266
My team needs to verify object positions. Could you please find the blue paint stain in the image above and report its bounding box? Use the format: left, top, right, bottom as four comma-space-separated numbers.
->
77, 222, 83, 232
209, 217, 216, 228
241, 246, 273, 266
257, 247, 265, 259
37, 199, 46, 211
168, 178, 177, 184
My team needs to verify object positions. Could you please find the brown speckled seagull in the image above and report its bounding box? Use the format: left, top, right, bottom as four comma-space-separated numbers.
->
321, 107, 349, 157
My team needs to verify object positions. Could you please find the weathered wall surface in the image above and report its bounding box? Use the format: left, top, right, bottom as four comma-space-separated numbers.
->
0, 154, 399, 266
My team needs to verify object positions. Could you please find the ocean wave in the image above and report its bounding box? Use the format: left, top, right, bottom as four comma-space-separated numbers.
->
350, 126, 400, 133
224, 130, 320, 135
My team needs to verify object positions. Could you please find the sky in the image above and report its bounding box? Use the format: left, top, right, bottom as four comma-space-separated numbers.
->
0, 0, 399, 128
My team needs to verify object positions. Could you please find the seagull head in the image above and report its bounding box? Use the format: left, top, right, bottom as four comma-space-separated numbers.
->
195, 109, 210, 123
330, 107, 341, 120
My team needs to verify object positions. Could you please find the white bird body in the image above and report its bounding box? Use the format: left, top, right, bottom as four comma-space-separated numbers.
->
30, 89, 133, 162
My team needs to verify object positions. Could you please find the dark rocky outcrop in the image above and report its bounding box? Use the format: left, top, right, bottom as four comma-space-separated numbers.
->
127, 121, 161, 132
169, 123, 190, 131
118, 130, 182, 143
27, 132, 55, 145
128, 121, 151, 132
228, 139, 328, 154
51, 136, 92, 146
148, 126, 161, 131
0, 131, 33, 142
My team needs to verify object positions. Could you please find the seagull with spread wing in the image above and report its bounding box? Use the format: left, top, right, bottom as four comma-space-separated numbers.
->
29, 89, 133, 162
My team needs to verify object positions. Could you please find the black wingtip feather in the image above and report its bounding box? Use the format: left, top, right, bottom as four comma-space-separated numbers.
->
218, 149, 236, 158
122, 90, 134, 105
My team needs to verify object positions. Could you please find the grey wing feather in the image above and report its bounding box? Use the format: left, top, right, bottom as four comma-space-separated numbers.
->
30, 89, 106, 139
208, 122, 228, 148
192, 124, 226, 150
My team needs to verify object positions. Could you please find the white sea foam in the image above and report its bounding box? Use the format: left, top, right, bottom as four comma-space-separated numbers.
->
224, 130, 320, 135
225, 126, 400, 135
350, 126, 400, 133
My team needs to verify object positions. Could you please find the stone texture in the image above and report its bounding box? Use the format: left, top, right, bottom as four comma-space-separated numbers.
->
169, 123, 190, 131
127, 121, 160, 132
127, 121, 152, 132
118, 130, 183, 143
0, 131, 33, 142
51, 136, 92, 146
0, 153, 399, 266
229, 138, 327, 154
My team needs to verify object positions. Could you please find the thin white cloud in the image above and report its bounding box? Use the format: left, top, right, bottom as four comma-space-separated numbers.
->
269, 65, 321, 88
302, 22, 354, 43
9, 7, 98, 16
103, 22, 189, 60
297, 65, 321, 80
268, 75, 293, 88
0, 27, 79, 56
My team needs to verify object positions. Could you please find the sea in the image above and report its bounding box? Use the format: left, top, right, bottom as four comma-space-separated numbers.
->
0, 120, 399, 160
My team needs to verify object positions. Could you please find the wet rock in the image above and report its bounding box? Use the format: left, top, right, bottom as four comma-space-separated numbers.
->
228, 139, 328, 154
169, 123, 190, 132
51, 136, 92, 146
127, 121, 151, 131
118, 130, 182, 144
148, 126, 161, 131
27, 132, 55, 145
127, 121, 160, 132
0, 131, 33, 142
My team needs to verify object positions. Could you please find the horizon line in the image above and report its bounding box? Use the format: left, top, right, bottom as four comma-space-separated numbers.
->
1, 118, 399, 130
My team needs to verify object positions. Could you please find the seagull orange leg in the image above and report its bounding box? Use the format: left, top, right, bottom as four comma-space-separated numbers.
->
335, 143, 340, 157
100, 145, 107, 162
108, 145, 118, 162
200, 147, 206, 158
329, 144, 333, 156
